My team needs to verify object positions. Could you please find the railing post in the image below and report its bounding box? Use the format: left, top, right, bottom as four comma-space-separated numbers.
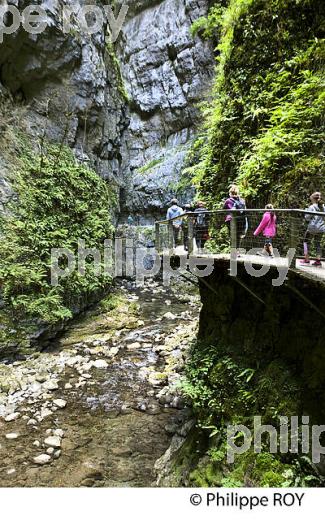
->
229, 214, 238, 277
289, 213, 298, 268
188, 216, 194, 255
168, 221, 174, 251
230, 214, 237, 252
155, 222, 160, 254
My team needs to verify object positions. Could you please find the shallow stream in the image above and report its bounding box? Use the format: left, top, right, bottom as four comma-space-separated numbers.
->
0, 279, 199, 487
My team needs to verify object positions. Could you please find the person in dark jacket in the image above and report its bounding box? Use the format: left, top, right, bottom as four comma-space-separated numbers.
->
301, 192, 325, 267
223, 184, 248, 252
194, 201, 209, 253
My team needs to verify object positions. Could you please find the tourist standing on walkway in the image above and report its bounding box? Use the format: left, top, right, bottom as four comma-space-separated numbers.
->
166, 199, 183, 247
301, 192, 325, 267
254, 204, 277, 257
224, 185, 248, 250
194, 201, 209, 253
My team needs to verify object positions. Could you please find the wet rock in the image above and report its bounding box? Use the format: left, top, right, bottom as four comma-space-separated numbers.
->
170, 396, 186, 409
35, 374, 48, 383
127, 342, 141, 351
33, 454, 51, 465
30, 383, 42, 394
164, 423, 179, 435
5, 412, 20, 422
146, 404, 161, 415
5, 433, 19, 439
39, 408, 53, 420
53, 429, 64, 438
53, 399, 67, 409
163, 312, 177, 320
179, 419, 195, 437
43, 380, 59, 391
93, 360, 108, 369
44, 436, 61, 448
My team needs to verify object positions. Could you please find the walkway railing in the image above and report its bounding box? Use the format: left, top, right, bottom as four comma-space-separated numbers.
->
155, 209, 325, 260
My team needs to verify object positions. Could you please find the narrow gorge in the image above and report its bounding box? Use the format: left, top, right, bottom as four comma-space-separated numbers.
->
0, 0, 325, 492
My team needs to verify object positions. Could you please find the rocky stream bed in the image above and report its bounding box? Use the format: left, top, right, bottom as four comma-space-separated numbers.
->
0, 279, 200, 487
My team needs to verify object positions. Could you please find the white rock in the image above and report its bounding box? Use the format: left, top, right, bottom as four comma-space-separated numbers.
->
53, 399, 67, 409
5, 433, 19, 440
30, 383, 42, 394
33, 440, 40, 447
64, 383, 72, 390
46, 447, 55, 455
40, 408, 53, 420
27, 419, 38, 426
43, 380, 59, 391
33, 454, 51, 465
44, 436, 61, 448
7, 468, 16, 475
5, 412, 20, 422
53, 429, 64, 438
126, 342, 141, 351
93, 360, 108, 369
163, 312, 177, 320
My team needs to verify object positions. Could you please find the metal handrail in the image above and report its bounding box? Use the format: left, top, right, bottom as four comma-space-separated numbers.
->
155, 207, 325, 258
156, 208, 325, 225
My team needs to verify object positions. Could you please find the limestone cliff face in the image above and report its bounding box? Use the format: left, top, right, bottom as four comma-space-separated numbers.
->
116, 0, 215, 222
0, 0, 214, 220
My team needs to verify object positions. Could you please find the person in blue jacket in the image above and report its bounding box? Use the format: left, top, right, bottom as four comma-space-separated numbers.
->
166, 199, 183, 247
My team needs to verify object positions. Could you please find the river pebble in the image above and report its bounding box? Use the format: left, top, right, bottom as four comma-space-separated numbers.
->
5, 433, 19, 439
44, 436, 61, 448
33, 454, 51, 465
53, 399, 67, 409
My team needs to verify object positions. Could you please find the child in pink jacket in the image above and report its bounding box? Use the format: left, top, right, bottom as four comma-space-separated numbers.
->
254, 204, 277, 257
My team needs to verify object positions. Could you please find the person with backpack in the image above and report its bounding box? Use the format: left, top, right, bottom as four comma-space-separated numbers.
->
300, 192, 325, 267
254, 204, 277, 258
224, 185, 248, 251
194, 201, 209, 253
166, 199, 183, 247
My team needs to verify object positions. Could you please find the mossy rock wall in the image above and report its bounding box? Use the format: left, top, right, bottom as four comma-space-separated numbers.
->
198, 261, 325, 419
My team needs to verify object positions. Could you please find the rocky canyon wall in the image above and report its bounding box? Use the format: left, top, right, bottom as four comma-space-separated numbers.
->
116, 0, 215, 223
0, 0, 214, 222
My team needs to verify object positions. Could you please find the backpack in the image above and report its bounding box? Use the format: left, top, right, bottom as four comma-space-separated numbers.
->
196, 211, 206, 227
306, 204, 325, 234
231, 197, 246, 213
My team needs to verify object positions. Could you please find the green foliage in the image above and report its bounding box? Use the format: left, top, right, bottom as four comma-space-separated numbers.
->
0, 139, 115, 339
105, 41, 129, 102
192, 0, 325, 208
190, 3, 226, 40
137, 158, 164, 174
182, 341, 323, 487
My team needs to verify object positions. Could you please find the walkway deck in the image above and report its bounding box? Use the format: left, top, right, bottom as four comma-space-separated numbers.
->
162, 247, 325, 284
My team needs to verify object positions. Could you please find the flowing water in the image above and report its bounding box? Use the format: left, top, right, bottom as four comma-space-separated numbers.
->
0, 279, 199, 487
